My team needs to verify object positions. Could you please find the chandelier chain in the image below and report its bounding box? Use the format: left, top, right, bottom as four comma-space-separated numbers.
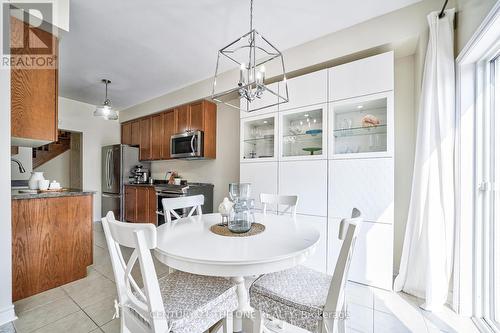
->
250, 0, 253, 31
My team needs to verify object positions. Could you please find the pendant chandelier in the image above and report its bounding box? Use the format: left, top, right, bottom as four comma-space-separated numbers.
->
94, 79, 118, 120
211, 0, 288, 112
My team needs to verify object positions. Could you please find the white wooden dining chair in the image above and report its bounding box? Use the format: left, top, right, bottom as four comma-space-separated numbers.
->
101, 211, 237, 333
250, 208, 362, 333
161, 194, 204, 223
260, 193, 298, 217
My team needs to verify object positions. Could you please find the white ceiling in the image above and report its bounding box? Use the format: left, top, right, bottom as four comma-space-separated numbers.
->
59, 0, 420, 110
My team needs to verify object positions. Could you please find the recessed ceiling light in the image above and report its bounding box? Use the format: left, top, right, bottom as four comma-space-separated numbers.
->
263, 120, 268, 124
304, 114, 309, 117
357, 105, 364, 109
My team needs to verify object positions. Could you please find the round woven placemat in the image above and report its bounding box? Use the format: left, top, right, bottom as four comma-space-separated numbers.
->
210, 223, 265, 237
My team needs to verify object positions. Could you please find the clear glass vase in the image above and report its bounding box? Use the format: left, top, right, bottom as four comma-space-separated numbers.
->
228, 199, 255, 233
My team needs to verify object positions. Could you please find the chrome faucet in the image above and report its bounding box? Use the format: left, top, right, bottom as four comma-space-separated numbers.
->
11, 158, 26, 173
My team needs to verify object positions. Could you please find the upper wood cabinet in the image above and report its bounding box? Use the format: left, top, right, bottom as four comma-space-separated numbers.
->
188, 101, 204, 131
120, 100, 216, 160
151, 113, 164, 160
131, 120, 140, 145
10, 17, 58, 147
121, 122, 132, 145
162, 110, 176, 160
139, 117, 152, 161
176, 105, 190, 133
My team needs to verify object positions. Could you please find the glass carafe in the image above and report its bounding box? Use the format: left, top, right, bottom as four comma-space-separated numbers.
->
228, 199, 255, 233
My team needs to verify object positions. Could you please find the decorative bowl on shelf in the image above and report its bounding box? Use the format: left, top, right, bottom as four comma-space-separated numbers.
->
305, 129, 322, 136
302, 147, 322, 155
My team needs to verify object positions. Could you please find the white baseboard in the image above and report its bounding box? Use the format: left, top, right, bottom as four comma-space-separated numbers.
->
0, 304, 17, 327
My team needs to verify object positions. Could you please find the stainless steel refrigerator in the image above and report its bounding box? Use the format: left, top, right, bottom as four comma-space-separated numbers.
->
101, 144, 150, 220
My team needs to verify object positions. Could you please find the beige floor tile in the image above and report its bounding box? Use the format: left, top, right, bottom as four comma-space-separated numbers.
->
90, 329, 104, 333
14, 287, 66, 314
100, 318, 120, 333
93, 245, 111, 267
31, 311, 97, 333
94, 230, 107, 249
62, 272, 117, 308
13, 296, 80, 333
83, 295, 117, 327
346, 282, 374, 308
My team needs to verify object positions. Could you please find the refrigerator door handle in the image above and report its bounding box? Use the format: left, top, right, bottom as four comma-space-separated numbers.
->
107, 150, 112, 189
109, 149, 114, 188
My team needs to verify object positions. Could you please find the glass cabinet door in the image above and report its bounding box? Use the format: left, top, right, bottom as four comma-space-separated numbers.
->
280, 104, 326, 160
330, 92, 393, 158
241, 114, 277, 161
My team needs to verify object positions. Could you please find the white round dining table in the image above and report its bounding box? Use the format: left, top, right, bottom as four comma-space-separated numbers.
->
154, 212, 320, 333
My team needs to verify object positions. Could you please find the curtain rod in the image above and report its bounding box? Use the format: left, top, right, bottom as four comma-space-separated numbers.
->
438, 0, 449, 19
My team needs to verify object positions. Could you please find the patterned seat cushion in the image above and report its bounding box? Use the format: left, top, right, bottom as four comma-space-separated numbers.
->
250, 265, 332, 332
146, 271, 237, 333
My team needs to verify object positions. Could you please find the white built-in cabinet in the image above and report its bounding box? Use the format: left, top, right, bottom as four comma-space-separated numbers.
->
279, 160, 328, 217
239, 51, 394, 289
240, 162, 278, 211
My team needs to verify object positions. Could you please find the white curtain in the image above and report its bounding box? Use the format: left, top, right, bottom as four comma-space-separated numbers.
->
394, 9, 456, 312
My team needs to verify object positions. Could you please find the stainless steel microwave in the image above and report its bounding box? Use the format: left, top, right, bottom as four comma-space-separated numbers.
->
170, 131, 204, 158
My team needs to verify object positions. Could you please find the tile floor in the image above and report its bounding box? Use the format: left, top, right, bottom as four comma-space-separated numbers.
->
0, 221, 480, 333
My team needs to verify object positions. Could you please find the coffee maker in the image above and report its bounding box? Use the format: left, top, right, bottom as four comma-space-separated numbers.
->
131, 165, 149, 184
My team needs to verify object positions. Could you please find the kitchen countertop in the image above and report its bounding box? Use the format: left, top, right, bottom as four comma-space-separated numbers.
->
12, 188, 96, 200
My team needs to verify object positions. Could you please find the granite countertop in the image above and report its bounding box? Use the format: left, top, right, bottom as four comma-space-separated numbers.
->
12, 188, 96, 200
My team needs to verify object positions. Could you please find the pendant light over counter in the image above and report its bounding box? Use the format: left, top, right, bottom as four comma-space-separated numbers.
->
94, 79, 118, 120
211, 0, 289, 112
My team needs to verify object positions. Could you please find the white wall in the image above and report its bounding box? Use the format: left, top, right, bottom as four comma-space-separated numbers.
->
394, 55, 416, 274
0, 4, 15, 325
34, 150, 71, 188
11, 147, 33, 180
58, 97, 121, 221
150, 102, 240, 207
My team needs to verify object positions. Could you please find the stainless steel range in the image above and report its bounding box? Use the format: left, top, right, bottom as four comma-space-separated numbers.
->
155, 183, 214, 225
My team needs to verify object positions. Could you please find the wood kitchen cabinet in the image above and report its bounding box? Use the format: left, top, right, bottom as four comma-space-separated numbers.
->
121, 120, 141, 146
10, 17, 59, 147
120, 100, 216, 160
124, 185, 157, 224
176, 105, 190, 133
12, 194, 93, 301
162, 110, 176, 159
151, 113, 164, 160
174, 100, 217, 159
139, 117, 152, 160
131, 120, 140, 145
121, 122, 132, 145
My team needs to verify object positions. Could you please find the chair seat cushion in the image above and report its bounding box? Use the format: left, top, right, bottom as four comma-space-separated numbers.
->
250, 266, 332, 332
157, 271, 237, 333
